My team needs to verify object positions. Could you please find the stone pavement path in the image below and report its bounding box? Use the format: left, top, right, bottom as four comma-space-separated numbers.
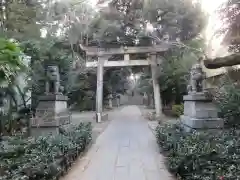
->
62, 105, 174, 180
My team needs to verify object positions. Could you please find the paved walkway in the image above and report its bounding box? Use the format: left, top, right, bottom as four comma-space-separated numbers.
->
62, 106, 174, 180
69, 108, 120, 142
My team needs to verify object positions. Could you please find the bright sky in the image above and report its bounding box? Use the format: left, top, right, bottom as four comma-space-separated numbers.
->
88, 0, 97, 6
201, 0, 229, 58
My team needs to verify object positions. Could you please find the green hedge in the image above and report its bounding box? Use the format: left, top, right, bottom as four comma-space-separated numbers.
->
172, 104, 184, 117
156, 123, 240, 180
213, 83, 240, 127
0, 122, 92, 180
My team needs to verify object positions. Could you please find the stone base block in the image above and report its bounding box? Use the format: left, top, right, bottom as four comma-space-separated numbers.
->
31, 127, 59, 137
31, 114, 71, 127
180, 115, 224, 132
32, 94, 71, 129
39, 94, 68, 101
183, 101, 219, 119
183, 94, 219, 119
96, 113, 108, 123
183, 93, 211, 101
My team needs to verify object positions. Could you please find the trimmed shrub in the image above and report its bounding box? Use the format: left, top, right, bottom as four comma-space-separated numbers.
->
213, 82, 240, 127
156, 122, 240, 180
172, 104, 184, 117
0, 122, 92, 180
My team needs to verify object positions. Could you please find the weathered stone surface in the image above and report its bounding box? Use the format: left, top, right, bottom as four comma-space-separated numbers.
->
45, 65, 61, 94
31, 94, 70, 129
31, 65, 70, 136
95, 113, 108, 122
31, 127, 59, 136
187, 58, 207, 94
181, 93, 223, 131
183, 93, 211, 101
183, 101, 218, 118
181, 116, 224, 129
38, 94, 68, 101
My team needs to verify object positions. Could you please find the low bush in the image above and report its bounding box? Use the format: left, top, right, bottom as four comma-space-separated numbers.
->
213, 80, 240, 127
156, 123, 240, 180
0, 122, 92, 180
172, 104, 184, 117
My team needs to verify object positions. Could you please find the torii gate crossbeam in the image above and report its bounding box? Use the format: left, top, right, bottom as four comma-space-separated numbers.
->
81, 44, 169, 122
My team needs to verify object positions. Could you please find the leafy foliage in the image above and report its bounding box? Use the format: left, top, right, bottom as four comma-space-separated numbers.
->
136, 71, 153, 95
90, 0, 205, 47
104, 67, 131, 95
156, 123, 240, 180
0, 122, 92, 180
68, 69, 97, 110
217, 0, 240, 53
68, 67, 131, 111
213, 77, 240, 127
0, 38, 29, 137
137, 38, 203, 106
159, 38, 204, 105
92, 0, 204, 46
205, 0, 240, 68
0, 0, 44, 40
172, 104, 184, 117
0, 38, 26, 85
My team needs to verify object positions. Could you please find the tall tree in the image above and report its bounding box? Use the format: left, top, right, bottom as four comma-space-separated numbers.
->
90, 0, 205, 47
0, 0, 44, 40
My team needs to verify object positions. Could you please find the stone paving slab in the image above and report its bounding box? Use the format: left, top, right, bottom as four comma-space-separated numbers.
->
62, 106, 174, 180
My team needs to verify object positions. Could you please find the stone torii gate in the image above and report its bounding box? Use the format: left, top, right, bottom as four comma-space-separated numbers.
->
80, 44, 170, 122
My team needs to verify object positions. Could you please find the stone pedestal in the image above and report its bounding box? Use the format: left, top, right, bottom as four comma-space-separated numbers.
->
31, 94, 71, 136
180, 93, 224, 132
96, 113, 108, 123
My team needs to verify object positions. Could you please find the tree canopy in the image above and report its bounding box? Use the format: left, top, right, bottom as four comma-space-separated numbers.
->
88, 0, 205, 47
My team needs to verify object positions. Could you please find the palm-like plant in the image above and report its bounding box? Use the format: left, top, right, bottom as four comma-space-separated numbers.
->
0, 38, 26, 86
0, 38, 27, 137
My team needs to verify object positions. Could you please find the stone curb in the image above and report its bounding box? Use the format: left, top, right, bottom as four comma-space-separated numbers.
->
147, 121, 158, 135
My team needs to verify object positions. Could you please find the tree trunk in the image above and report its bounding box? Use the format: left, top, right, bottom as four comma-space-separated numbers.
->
204, 53, 240, 69
0, 0, 4, 31
15, 85, 31, 137
7, 97, 13, 135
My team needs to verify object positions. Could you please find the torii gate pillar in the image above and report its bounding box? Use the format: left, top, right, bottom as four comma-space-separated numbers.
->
150, 53, 162, 118
96, 56, 105, 122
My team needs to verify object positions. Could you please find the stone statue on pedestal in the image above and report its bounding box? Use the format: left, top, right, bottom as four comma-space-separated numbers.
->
45, 66, 61, 94
187, 58, 206, 94
180, 58, 223, 132
31, 65, 70, 137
